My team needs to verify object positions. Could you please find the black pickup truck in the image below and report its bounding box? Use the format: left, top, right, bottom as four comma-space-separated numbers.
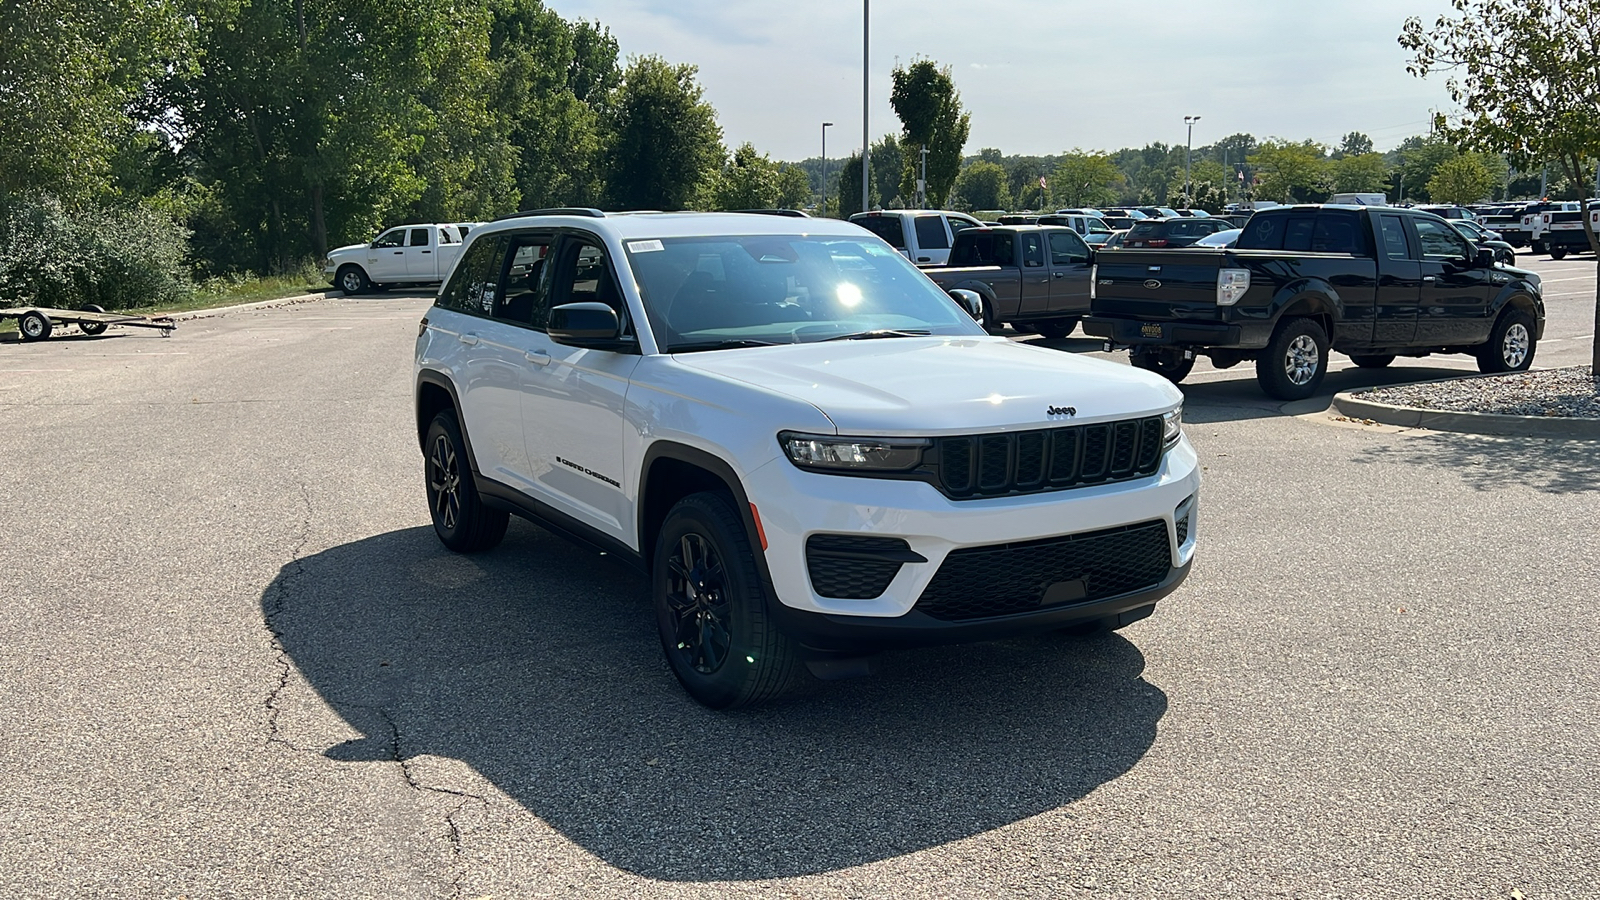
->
922, 225, 1093, 337
1084, 205, 1546, 400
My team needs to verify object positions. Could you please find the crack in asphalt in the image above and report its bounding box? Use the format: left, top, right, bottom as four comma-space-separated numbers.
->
380, 706, 489, 900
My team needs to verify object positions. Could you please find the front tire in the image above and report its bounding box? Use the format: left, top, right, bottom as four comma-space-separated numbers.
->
1130, 348, 1195, 384
1476, 308, 1537, 373
78, 304, 108, 336
424, 411, 508, 553
337, 265, 371, 296
978, 298, 1004, 335
653, 492, 803, 709
1034, 317, 1080, 340
17, 311, 52, 342
1255, 318, 1329, 400
1550, 246, 1568, 260
1348, 353, 1395, 369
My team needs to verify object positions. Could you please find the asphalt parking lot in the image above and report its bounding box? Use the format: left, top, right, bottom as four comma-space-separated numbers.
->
2, 256, 1597, 898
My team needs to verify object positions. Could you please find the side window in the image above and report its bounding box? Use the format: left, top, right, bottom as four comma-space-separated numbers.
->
372, 228, 405, 249
852, 215, 906, 249
494, 235, 553, 326
1048, 231, 1089, 265
950, 234, 993, 266
439, 227, 459, 245
1282, 217, 1317, 252
1378, 215, 1412, 259
437, 235, 506, 315
994, 233, 1015, 265
1413, 218, 1470, 259
409, 228, 431, 247
1238, 215, 1284, 250
914, 215, 950, 250
1021, 233, 1044, 267
1310, 214, 1361, 254
552, 238, 631, 339
949, 217, 980, 235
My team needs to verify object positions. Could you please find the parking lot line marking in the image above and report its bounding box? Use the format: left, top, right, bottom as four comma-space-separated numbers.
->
0, 368, 75, 373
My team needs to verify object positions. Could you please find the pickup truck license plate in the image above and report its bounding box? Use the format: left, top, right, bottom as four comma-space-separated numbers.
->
1139, 323, 1164, 339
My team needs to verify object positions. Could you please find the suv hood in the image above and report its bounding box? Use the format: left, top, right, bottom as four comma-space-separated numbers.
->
671, 336, 1181, 435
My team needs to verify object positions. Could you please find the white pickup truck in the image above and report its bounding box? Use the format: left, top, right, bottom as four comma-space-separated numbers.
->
324, 224, 466, 295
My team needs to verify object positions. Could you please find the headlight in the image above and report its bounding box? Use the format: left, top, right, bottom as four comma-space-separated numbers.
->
780, 432, 928, 472
1217, 268, 1249, 306
1162, 405, 1183, 447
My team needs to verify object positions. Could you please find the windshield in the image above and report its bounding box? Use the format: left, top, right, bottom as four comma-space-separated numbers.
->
625, 234, 982, 352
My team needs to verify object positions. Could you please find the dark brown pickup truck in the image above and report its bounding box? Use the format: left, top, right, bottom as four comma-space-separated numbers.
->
922, 225, 1094, 338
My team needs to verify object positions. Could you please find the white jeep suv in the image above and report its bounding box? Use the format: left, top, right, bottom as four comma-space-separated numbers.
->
414, 209, 1200, 708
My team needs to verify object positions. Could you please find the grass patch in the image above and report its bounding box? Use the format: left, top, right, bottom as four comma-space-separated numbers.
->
2, 265, 329, 333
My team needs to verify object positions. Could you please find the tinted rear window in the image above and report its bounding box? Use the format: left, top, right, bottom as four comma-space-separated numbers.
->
852, 215, 906, 249
1128, 222, 1161, 237
1238, 212, 1366, 254
914, 215, 950, 250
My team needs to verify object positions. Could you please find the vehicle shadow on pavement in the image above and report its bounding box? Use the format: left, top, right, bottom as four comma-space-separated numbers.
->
267, 522, 1165, 881
1350, 431, 1600, 494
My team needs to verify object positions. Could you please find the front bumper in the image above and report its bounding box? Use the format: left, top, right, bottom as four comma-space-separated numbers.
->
746, 437, 1201, 647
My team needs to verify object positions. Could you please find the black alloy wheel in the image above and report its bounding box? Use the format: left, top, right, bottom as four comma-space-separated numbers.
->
653, 492, 802, 709
424, 411, 508, 552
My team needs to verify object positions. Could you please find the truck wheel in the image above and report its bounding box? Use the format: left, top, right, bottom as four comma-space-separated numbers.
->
1130, 348, 1195, 384
1348, 354, 1394, 369
1475, 308, 1537, 373
1550, 246, 1567, 260
337, 265, 370, 295
424, 411, 509, 552
78, 304, 108, 336
1496, 249, 1515, 265
1256, 318, 1329, 400
653, 491, 804, 709
978, 298, 1005, 335
17, 311, 52, 342
1034, 317, 1080, 339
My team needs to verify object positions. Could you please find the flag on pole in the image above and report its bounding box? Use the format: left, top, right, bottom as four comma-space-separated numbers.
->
1039, 176, 1047, 189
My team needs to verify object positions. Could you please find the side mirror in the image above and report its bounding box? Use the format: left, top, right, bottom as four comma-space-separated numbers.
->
948, 288, 984, 321
1476, 247, 1497, 267
549, 302, 621, 346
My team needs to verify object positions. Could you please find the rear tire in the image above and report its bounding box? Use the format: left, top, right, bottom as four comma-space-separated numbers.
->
1255, 318, 1329, 400
424, 411, 508, 553
1348, 353, 1395, 369
1550, 246, 1567, 260
337, 265, 370, 296
78, 304, 108, 336
1034, 317, 1080, 339
653, 492, 803, 709
17, 311, 52, 342
1475, 308, 1537, 373
979, 298, 1004, 335
1130, 348, 1195, 384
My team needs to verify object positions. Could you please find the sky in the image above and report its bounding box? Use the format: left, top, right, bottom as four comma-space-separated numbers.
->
542, 0, 1465, 161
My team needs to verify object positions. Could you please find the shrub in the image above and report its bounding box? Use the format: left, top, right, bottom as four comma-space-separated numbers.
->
0, 194, 193, 310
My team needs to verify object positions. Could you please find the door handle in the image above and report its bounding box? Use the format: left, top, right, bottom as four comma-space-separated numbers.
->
1422, 276, 1436, 283
394, 251, 404, 255
1054, 272, 1066, 278
525, 349, 551, 365
458, 333, 479, 346
917, 256, 932, 262
420, 250, 431, 254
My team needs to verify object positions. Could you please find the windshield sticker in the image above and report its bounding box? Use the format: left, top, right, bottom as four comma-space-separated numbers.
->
628, 239, 664, 253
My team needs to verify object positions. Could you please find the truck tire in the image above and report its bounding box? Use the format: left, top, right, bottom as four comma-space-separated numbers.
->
1550, 246, 1567, 260
979, 298, 1004, 335
1496, 249, 1515, 265
1034, 317, 1080, 339
424, 411, 509, 553
1348, 353, 1394, 369
17, 311, 52, 342
1130, 348, 1195, 384
336, 265, 370, 295
653, 491, 804, 709
1256, 318, 1329, 400
1475, 308, 1537, 373
78, 304, 108, 336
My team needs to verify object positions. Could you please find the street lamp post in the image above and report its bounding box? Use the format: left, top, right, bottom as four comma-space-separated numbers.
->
1184, 114, 1202, 207
862, 0, 870, 214
821, 122, 833, 216
918, 145, 930, 208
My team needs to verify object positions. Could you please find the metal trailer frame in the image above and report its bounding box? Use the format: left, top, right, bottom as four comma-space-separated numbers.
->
1, 306, 177, 342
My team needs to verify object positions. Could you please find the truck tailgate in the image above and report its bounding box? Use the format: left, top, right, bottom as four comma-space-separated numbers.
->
1094, 249, 1224, 318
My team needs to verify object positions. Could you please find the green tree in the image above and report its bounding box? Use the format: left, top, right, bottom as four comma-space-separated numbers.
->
1404, 0, 1600, 370
1395, 136, 1458, 202
871, 133, 904, 208
1426, 154, 1497, 205
836, 153, 874, 214
1249, 140, 1328, 202
949, 160, 1011, 211
603, 55, 724, 210
1329, 152, 1391, 194
1049, 152, 1123, 209
710, 142, 810, 210
889, 60, 971, 208
1335, 131, 1374, 159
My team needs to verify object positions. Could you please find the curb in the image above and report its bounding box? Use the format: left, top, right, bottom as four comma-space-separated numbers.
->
1332, 383, 1600, 440
168, 291, 333, 321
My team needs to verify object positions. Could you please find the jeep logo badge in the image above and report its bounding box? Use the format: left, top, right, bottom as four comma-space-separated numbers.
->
1047, 405, 1077, 417
1143, 279, 1162, 289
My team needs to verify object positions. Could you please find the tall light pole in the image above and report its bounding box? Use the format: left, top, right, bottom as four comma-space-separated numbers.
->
862, 0, 870, 213
821, 122, 833, 216
918, 145, 930, 208
1183, 115, 1201, 207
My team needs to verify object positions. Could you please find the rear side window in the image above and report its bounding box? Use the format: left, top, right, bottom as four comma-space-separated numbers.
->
1048, 230, 1089, 264
1282, 217, 1317, 251
1378, 215, 1412, 259
1128, 222, 1161, 238
409, 228, 431, 247
853, 215, 905, 249
1021, 233, 1044, 267
950, 233, 996, 266
914, 215, 950, 250
495, 235, 553, 326
437, 236, 507, 315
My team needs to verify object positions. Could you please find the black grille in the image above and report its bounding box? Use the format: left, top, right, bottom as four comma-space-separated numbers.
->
806, 534, 919, 599
915, 520, 1172, 621
928, 417, 1164, 499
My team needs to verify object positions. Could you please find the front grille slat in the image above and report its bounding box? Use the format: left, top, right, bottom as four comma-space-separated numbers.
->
915, 520, 1173, 620
929, 416, 1164, 500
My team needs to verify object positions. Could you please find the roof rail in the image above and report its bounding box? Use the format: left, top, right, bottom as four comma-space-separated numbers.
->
729, 208, 812, 218
491, 207, 605, 221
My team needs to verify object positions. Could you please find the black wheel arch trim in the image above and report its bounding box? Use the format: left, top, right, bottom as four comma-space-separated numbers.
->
637, 441, 778, 597
415, 370, 481, 474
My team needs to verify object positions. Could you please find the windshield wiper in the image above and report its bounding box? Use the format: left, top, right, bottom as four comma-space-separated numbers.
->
820, 329, 933, 342
666, 338, 784, 353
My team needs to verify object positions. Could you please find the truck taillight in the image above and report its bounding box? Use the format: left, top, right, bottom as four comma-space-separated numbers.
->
1147, 239, 1168, 247
1089, 264, 1097, 300
1217, 268, 1250, 306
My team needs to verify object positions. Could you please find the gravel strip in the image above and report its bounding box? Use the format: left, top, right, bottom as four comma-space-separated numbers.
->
1358, 366, 1598, 418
